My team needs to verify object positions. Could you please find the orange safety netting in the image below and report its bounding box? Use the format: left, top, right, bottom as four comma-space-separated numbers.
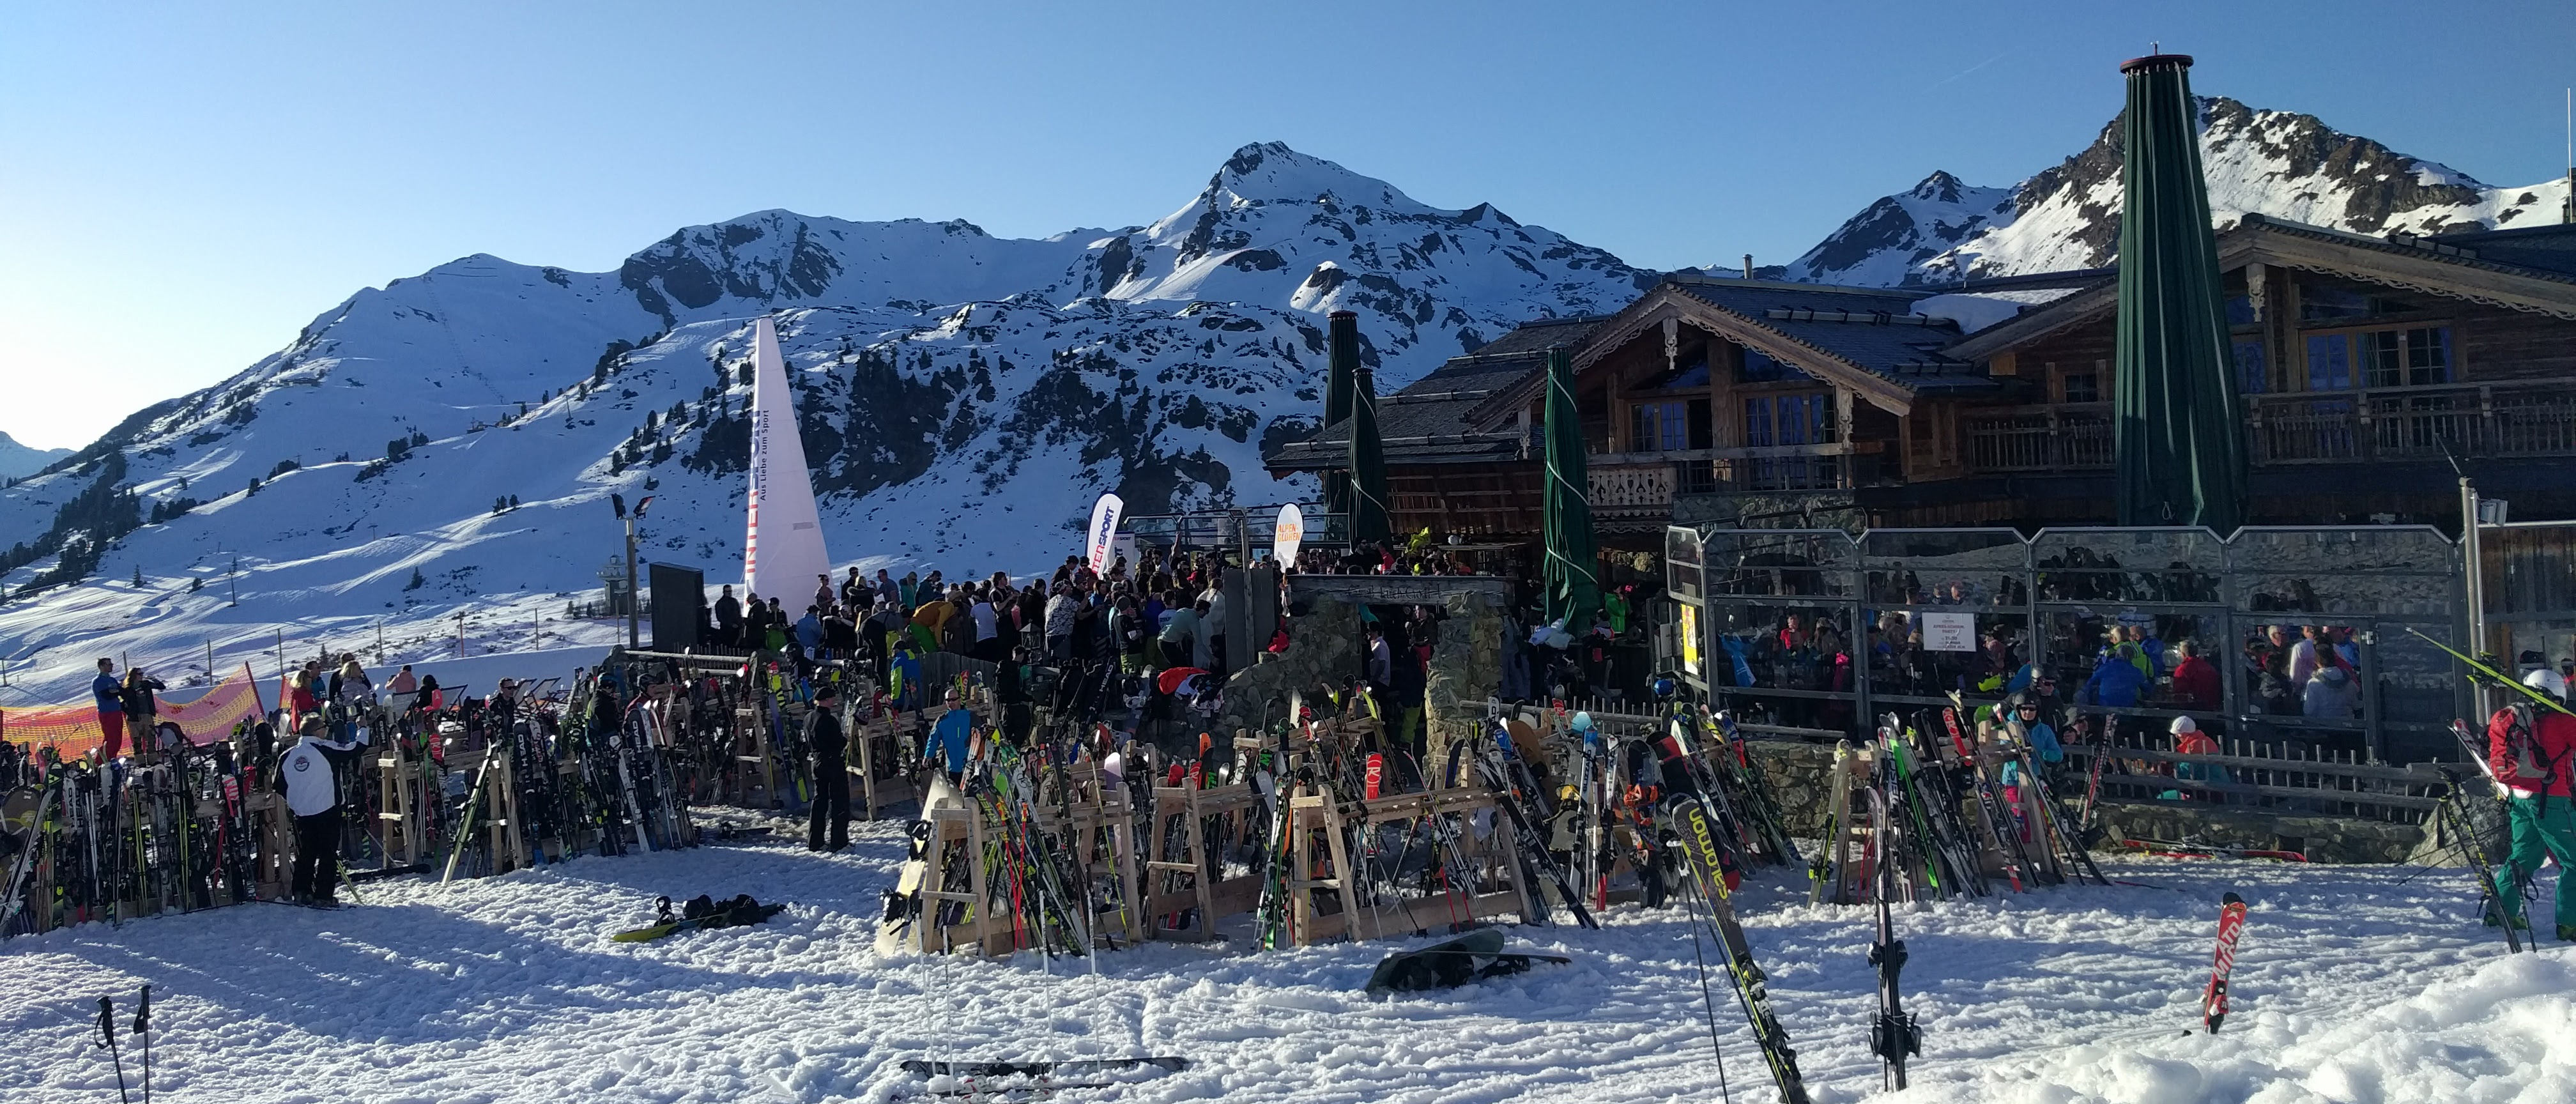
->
1, 663, 268, 760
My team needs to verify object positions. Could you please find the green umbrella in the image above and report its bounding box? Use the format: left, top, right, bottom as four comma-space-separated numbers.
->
1541, 348, 1599, 633
2112, 52, 2248, 532
1347, 351, 1393, 546
1321, 310, 1359, 516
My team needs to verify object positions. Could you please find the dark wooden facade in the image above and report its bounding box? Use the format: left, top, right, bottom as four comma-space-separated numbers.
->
1271, 215, 2576, 543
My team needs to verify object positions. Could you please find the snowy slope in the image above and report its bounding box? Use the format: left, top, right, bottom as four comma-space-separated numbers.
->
0, 143, 1653, 702
0, 827, 2563, 1103
1781, 96, 2575, 286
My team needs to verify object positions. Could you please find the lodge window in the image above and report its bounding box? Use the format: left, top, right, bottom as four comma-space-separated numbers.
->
2062, 372, 2099, 404
2232, 339, 2267, 395
2303, 326, 2450, 390
1631, 401, 1693, 451
1744, 393, 1837, 447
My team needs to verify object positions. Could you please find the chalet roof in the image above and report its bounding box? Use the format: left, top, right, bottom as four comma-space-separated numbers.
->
1667, 279, 1989, 392
1948, 213, 2576, 361
1265, 317, 1606, 471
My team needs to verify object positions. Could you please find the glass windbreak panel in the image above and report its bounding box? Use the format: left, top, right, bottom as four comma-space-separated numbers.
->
1860, 529, 2028, 608
1666, 526, 1703, 567
1666, 562, 1703, 601
1869, 608, 2034, 702
2230, 528, 2454, 575
2044, 610, 2225, 711
1699, 530, 1857, 599
1706, 602, 1860, 732
2370, 627, 2458, 728
2230, 528, 2458, 617
2034, 528, 2225, 604
2237, 622, 2366, 719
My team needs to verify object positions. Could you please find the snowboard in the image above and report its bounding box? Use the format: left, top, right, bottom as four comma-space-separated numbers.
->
876, 774, 969, 956
1360, 928, 1571, 995
613, 895, 788, 942
2200, 892, 2250, 1033
900, 1056, 1192, 1079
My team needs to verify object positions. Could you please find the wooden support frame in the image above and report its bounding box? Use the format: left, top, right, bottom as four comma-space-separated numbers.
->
376, 746, 427, 868
916, 803, 1002, 956
1290, 786, 1542, 945
484, 744, 528, 875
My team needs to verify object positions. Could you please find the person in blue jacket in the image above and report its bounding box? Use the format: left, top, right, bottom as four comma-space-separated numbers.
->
92, 657, 128, 760
2085, 642, 2147, 708
923, 687, 974, 781
2011, 695, 2062, 763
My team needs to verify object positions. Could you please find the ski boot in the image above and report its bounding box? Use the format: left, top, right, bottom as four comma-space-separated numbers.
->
2483, 899, 2529, 930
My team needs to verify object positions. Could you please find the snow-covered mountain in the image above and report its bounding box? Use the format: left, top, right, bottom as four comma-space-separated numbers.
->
1778, 96, 2575, 286
0, 142, 1654, 699
0, 432, 72, 481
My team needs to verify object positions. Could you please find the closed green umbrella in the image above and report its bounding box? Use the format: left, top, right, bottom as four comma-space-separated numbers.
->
1541, 348, 1599, 632
1322, 310, 1359, 516
2113, 52, 2248, 532
1347, 352, 1393, 546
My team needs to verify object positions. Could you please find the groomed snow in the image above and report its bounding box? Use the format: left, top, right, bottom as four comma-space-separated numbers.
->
4, 818, 2568, 1103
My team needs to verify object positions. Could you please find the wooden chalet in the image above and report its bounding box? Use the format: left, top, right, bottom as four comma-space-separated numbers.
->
1269, 215, 2576, 544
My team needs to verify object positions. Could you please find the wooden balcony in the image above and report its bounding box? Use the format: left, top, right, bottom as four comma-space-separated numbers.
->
2248, 381, 2576, 464
1589, 444, 1866, 522
1963, 402, 2112, 472
1962, 381, 2576, 475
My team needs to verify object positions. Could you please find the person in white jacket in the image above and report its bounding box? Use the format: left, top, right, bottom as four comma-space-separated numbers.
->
277, 714, 366, 905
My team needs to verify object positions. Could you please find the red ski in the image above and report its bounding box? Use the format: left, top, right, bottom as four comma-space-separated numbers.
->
1364, 753, 1384, 801
2199, 892, 2249, 1033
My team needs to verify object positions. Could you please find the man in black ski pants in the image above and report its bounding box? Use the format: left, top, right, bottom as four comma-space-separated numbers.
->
277, 714, 365, 904
806, 683, 850, 852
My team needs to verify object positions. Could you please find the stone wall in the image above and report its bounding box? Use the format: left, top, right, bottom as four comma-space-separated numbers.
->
1740, 739, 2428, 864
1218, 596, 1360, 739
1423, 590, 1505, 772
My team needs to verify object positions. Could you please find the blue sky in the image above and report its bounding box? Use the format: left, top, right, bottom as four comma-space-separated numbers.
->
3, 1, 2570, 451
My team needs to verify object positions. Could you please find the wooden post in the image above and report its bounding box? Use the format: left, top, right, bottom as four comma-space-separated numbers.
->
378, 746, 423, 867
486, 744, 526, 874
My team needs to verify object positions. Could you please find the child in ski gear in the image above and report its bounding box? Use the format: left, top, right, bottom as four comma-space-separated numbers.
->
276, 714, 365, 905
806, 684, 849, 852
2487, 670, 2576, 937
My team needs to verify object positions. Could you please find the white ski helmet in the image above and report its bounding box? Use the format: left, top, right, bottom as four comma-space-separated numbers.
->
2524, 668, 2568, 702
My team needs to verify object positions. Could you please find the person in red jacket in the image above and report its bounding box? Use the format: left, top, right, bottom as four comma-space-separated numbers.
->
2487, 668, 2576, 940
2170, 640, 2223, 711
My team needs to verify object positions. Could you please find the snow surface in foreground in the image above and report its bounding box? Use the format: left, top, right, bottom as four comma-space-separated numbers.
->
2, 821, 2569, 1104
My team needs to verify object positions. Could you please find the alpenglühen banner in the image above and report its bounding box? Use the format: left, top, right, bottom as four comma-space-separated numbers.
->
1, 663, 268, 760
1274, 503, 1305, 565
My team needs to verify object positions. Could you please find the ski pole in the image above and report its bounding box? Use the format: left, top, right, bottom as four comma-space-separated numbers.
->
132, 985, 152, 1104
96, 995, 131, 1104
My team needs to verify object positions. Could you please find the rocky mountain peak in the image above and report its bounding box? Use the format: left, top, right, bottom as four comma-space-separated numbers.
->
1785, 94, 2570, 287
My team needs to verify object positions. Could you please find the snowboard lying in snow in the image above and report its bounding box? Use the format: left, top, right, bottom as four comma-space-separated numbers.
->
1361, 928, 1571, 995
612, 893, 786, 942
901, 1056, 1190, 1097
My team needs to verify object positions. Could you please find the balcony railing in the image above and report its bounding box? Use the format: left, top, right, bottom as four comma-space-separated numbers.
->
1963, 402, 2112, 472
2249, 381, 2576, 464
1961, 381, 2576, 474
1590, 445, 1863, 519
